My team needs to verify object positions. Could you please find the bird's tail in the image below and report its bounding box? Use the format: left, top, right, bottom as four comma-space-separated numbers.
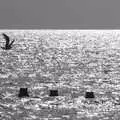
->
1, 47, 5, 50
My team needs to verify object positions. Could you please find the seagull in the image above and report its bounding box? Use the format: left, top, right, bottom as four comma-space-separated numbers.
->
1, 33, 15, 50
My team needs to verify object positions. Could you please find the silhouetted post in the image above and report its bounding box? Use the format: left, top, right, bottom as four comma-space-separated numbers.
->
49, 90, 58, 97
85, 92, 95, 99
18, 88, 29, 98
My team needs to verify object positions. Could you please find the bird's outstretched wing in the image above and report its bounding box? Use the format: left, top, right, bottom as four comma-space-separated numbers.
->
2, 33, 10, 46
9, 40, 15, 46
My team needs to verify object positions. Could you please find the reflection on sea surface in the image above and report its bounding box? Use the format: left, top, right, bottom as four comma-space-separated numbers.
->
0, 30, 120, 119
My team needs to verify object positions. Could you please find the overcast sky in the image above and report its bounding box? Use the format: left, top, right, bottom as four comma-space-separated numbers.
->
0, 0, 120, 29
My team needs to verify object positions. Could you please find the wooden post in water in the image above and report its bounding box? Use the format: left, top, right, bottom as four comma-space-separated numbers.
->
49, 89, 59, 97
18, 88, 29, 98
85, 91, 95, 99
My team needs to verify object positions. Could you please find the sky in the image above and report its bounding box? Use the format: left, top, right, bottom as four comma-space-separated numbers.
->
0, 0, 120, 29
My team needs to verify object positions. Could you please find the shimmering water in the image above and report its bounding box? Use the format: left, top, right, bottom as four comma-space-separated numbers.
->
0, 30, 120, 119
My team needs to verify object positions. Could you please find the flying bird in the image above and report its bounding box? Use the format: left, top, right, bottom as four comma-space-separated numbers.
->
1, 33, 15, 50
